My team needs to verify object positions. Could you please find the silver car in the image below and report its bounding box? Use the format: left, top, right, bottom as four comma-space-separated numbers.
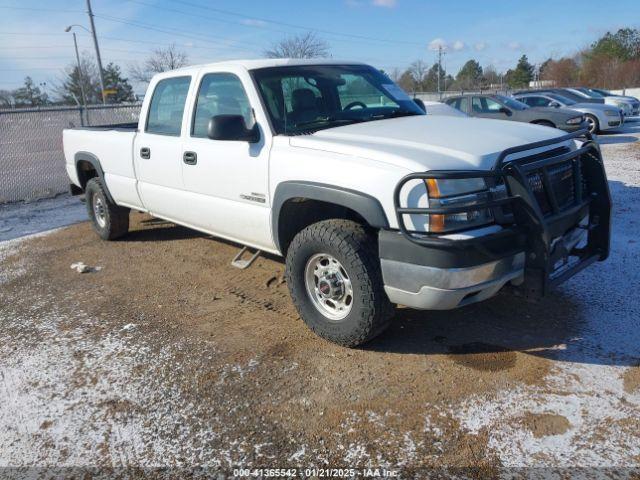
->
514, 92, 623, 134
566, 87, 636, 117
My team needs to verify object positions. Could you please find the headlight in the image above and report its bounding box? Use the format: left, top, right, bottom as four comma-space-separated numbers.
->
425, 178, 497, 233
566, 116, 584, 125
604, 109, 619, 117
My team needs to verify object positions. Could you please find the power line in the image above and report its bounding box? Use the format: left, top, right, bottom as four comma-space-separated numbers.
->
94, 13, 263, 52
165, 0, 426, 46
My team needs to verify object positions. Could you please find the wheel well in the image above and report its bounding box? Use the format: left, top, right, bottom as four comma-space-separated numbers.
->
532, 119, 555, 127
277, 198, 370, 254
76, 160, 99, 189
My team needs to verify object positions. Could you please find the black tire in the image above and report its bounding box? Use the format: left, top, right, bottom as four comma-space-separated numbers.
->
85, 177, 129, 240
584, 114, 599, 134
285, 219, 393, 347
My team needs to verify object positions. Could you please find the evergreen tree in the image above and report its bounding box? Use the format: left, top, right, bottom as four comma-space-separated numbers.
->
455, 59, 483, 89
505, 55, 534, 88
103, 63, 135, 103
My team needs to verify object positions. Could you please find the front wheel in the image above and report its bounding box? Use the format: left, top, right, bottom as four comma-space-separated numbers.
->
285, 219, 393, 347
585, 114, 599, 134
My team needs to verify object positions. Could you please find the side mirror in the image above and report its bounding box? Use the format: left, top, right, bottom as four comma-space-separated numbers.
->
207, 115, 259, 143
549, 101, 560, 108
499, 107, 512, 116
413, 98, 426, 112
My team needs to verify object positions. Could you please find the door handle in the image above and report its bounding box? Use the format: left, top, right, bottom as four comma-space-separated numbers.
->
183, 151, 197, 165
140, 147, 151, 159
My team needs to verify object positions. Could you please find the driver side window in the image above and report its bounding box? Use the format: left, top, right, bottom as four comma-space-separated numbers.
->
192, 72, 253, 138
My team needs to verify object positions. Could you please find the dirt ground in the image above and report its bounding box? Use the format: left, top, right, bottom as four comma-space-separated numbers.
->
1, 125, 640, 478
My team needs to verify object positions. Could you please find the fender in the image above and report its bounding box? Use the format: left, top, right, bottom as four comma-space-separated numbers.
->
271, 181, 389, 252
74, 151, 115, 204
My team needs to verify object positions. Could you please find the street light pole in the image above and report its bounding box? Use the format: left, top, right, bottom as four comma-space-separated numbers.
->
85, 0, 106, 104
70, 32, 88, 108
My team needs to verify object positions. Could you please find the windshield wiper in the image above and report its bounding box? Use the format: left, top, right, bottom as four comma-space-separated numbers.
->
292, 117, 366, 129
368, 110, 421, 120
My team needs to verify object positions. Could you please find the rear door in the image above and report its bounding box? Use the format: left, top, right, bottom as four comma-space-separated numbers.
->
134, 75, 193, 218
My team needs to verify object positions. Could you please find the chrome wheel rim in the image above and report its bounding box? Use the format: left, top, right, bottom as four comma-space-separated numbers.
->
304, 253, 353, 321
93, 195, 107, 228
586, 116, 596, 133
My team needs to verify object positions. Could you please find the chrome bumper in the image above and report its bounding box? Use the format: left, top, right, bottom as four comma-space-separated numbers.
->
381, 252, 525, 310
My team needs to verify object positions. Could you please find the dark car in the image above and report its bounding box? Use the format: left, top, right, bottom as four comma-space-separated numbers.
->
444, 94, 587, 132
513, 88, 605, 105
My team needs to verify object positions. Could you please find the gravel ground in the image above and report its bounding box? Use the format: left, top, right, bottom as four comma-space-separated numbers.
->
0, 124, 639, 479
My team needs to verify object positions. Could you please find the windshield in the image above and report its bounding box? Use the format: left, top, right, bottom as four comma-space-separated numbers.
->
495, 95, 528, 110
592, 88, 612, 97
579, 88, 604, 98
251, 64, 424, 135
548, 93, 576, 105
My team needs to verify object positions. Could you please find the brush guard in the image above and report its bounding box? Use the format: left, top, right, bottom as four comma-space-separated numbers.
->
393, 130, 612, 298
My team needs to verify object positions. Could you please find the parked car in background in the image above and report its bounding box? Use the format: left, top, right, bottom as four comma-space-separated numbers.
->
444, 94, 586, 132
588, 87, 640, 109
566, 88, 636, 117
514, 92, 623, 134
514, 88, 605, 105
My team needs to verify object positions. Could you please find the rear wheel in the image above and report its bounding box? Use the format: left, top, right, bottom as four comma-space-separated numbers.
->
285, 219, 393, 347
584, 114, 599, 134
85, 178, 130, 240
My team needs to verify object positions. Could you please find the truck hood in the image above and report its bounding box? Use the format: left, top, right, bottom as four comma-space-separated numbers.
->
289, 115, 568, 172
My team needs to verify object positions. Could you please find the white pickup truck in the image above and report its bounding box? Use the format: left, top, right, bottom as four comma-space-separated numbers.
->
63, 59, 611, 346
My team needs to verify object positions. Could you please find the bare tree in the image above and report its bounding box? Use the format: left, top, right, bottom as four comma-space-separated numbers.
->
130, 44, 189, 83
0, 89, 14, 108
406, 60, 429, 91
264, 32, 330, 59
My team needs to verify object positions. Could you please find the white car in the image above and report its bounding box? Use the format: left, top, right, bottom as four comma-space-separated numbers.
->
63, 59, 612, 346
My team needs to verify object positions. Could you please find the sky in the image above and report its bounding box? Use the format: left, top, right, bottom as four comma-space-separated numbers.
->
0, 0, 639, 95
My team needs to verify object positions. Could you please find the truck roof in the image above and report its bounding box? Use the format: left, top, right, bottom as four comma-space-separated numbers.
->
168, 58, 368, 74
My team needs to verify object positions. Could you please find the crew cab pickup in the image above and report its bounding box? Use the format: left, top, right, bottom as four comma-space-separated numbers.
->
63, 59, 612, 347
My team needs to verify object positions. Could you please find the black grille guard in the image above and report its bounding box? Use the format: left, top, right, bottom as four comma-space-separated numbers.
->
393, 129, 612, 296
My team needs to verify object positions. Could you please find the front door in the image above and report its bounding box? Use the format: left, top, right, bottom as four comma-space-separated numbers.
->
180, 71, 272, 250
134, 75, 192, 219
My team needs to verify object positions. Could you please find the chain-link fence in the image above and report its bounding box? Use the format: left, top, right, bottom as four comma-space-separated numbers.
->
413, 90, 511, 102
0, 104, 141, 204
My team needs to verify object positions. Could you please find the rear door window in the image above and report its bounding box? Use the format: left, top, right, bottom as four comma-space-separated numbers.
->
146, 76, 192, 136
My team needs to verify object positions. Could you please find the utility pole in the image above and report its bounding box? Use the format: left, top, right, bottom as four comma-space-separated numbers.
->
86, 0, 106, 104
436, 45, 445, 100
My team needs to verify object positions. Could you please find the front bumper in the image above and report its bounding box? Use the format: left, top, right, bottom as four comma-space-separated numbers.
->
380, 230, 525, 309
388, 130, 611, 310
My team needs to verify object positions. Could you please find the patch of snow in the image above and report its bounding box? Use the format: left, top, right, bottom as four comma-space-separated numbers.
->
0, 195, 86, 242
449, 125, 640, 467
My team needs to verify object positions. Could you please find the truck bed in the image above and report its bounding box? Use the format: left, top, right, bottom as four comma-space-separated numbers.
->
72, 122, 138, 131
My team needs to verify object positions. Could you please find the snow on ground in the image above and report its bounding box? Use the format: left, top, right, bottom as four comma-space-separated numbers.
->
451, 125, 640, 467
0, 194, 86, 242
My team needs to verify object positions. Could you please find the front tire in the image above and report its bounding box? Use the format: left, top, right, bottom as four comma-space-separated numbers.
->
85, 178, 130, 240
585, 114, 599, 134
285, 219, 393, 347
